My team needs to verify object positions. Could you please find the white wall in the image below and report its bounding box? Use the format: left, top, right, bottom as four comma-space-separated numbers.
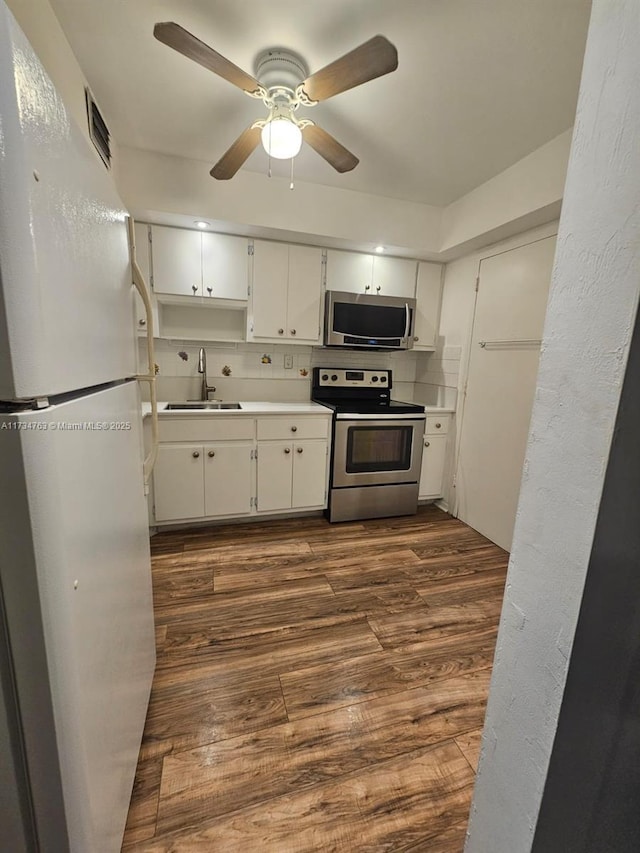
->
116, 129, 572, 262
116, 146, 443, 258
440, 131, 570, 258
5, 0, 93, 151
466, 0, 640, 848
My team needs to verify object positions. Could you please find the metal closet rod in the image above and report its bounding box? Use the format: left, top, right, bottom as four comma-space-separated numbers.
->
478, 339, 542, 348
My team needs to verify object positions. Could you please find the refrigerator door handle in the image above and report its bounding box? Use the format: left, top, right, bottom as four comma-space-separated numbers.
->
127, 217, 158, 486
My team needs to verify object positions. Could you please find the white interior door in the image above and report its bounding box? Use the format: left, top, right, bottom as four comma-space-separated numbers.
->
456, 236, 556, 550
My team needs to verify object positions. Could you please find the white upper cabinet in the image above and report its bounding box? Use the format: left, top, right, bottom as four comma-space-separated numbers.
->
413, 261, 443, 350
325, 251, 373, 295
371, 256, 417, 298
132, 222, 158, 333
287, 245, 325, 341
150, 225, 249, 301
326, 249, 417, 298
151, 226, 202, 297
201, 232, 249, 300
250, 241, 323, 344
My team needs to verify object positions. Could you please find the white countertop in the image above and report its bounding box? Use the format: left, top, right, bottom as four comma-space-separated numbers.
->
142, 401, 333, 417
142, 401, 454, 417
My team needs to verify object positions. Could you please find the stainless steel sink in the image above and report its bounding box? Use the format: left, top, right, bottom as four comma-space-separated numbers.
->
164, 402, 242, 410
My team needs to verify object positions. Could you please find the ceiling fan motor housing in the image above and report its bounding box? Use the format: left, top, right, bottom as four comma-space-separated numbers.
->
254, 48, 308, 93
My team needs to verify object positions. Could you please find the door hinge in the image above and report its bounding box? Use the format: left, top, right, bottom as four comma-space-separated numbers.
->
475, 276, 480, 292
251, 495, 258, 509
248, 243, 254, 256
247, 285, 251, 296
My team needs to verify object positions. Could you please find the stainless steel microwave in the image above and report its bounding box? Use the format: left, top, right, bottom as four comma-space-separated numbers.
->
324, 290, 416, 350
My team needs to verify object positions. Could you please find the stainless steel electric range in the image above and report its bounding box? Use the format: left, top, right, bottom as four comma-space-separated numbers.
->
312, 367, 426, 522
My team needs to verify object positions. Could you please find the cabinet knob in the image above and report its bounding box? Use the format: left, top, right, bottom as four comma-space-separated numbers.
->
435, 423, 442, 429
297, 447, 303, 454
364, 284, 370, 291
291, 329, 297, 336
192, 451, 200, 458
291, 426, 297, 432
424, 440, 430, 448
191, 285, 198, 294
208, 450, 215, 458
284, 447, 291, 454
278, 328, 284, 335
413, 336, 419, 342
207, 287, 213, 296
376, 285, 381, 293
138, 318, 146, 326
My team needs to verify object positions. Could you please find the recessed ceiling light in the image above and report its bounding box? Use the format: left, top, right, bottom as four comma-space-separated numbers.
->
375, 245, 385, 253
195, 220, 209, 229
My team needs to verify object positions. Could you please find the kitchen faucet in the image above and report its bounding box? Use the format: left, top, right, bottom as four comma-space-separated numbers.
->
197, 347, 217, 401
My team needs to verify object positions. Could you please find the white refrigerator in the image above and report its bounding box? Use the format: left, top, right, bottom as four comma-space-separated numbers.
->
0, 3, 156, 851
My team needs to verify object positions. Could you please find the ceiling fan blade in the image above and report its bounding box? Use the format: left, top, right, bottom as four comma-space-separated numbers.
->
154, 22, 261, 93
302, 125, 359, 173
300, 35, 398, 102
210, 126, 262, 180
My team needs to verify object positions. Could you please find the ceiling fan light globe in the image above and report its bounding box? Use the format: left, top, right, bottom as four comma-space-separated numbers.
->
261, 118, 302, 160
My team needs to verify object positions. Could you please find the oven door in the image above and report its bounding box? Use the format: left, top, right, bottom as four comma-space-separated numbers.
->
332, 415, 425, 487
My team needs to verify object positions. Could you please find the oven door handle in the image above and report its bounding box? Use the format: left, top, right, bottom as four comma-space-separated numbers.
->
404, 303, 410, 339
335, 413, 426, 421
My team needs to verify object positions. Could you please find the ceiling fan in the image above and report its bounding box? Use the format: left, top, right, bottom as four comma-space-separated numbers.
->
153, 22, 398, 180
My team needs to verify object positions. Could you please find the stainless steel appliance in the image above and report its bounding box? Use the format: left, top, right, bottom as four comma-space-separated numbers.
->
324, 290, 417, 350
312, 367, 425, 522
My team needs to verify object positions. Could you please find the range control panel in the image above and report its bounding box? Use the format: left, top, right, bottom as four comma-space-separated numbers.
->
313, 368, 392, 389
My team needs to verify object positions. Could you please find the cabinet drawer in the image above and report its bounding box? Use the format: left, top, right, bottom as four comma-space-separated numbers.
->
158, 417, 255, 443
425, 415, 450, 435
257, 416, 329, 441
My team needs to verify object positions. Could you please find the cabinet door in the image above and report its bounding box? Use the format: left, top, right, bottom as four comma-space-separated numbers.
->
251, 240, 288, 339
292, 441, 327, 509
151, 226, 202, 297
154, 444, 204, 521
326, 250, 373, 294
413, 262, 443, 350
257, 442, 293, 512
204, 443, 253, 517
133, 223, 154, 332
419, 434, 448, 499
372, 256, 417, 298
287, 245, 323, 342
201, 233, 249, 301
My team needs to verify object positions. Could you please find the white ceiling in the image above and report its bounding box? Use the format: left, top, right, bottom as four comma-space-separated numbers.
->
49, 0, 592, 207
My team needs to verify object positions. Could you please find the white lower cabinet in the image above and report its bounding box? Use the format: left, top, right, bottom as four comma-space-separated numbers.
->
291, 441, 327, 509
204, 443, 253, 517
152, 413, 331, 524
419, 414, 451, 500
154, 441, 253, 522
154, 444, 205, 522
257, 439, 328, 513
256, 442, 293, 512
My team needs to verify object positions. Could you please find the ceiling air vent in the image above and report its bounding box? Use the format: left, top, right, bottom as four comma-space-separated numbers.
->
85, 88, 111, 169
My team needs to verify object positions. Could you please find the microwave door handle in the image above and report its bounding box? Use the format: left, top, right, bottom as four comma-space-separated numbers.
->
404, 303, 410, 339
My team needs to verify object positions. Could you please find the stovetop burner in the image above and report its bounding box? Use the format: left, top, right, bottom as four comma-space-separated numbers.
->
311, 367, 425, 416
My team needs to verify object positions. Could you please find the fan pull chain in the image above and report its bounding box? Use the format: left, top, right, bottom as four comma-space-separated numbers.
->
290, 157, 295, 190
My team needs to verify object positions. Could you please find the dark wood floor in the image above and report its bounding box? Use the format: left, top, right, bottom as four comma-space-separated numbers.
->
121, 506, 508, 852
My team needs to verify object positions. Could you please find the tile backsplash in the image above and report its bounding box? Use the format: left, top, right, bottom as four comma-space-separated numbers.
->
139, 339, 419, 403
413, 345, 462, 408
